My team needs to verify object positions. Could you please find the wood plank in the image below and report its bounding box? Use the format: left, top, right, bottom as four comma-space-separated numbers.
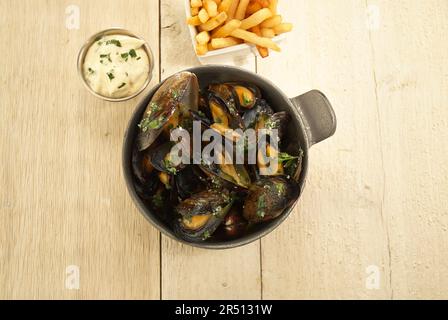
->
366, 0, 448, 299
160, 0, 261, 300
0, 0, 160, 299
257, 0, 392, 299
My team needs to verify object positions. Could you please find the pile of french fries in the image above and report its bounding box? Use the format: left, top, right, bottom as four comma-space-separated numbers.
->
187, 0, 293, 58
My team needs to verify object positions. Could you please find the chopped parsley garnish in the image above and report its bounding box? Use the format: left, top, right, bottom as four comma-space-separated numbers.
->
275, 183, 286, 196
100, 53, 112, 62
242, 93, 253, 106
136, 57, 141, 60
129, 49, 137, 58
171, 90, 179, 99
97, 41, 103, 46
278, 152, 299, 163
121, 52, 129, 61
106, 71, 115, 81
163, 159, 177, 175
118, 82, 126, 89
202, 230, 211, 240
149, 102, 159, 112
138, 115, 166, 132
88, 67, 95, 74
106, 39, 122, 47
256, 195, 266, 218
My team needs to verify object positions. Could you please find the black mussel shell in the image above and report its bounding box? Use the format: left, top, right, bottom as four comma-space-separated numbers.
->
242, 99, 274, 129
149, 141, 189, 175
174, 189, 233, 242
227, 82, 261, 111
175, 166, 206, 200
243, 176, 300, 223
137, 72, 199, 151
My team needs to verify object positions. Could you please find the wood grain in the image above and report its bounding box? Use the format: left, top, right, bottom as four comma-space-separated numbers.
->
257, 0, 391, 299
367, 0, 448, 299
0, 0, 160, 299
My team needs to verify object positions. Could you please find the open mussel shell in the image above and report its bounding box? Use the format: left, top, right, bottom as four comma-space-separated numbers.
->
256, 111, 290, 142
149, 141, 189, 175
137, 71, 199, 151
207, 93, 245, 139
175, 165, 206, 200
209, 83, 261, 112
242, 99, 274, 129
132, 147, 160, 199
200, 146, 252, 189
243, 176, 300, 223
174, 189, 233, 242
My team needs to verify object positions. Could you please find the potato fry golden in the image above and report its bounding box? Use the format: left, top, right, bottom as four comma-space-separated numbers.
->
261, 27, 275, 38
273, 23, 293, 35
226, 0, 240, 21
204, 0, 218, 17
199, 11, 228, 31
231, 28, 281, 51
235, 0, 250, 20
211, 37, 242, 49
191, 0, 203, 8
218, 0, 232, 12
191, 7, 199, 16
240, 8, 273, 30
196, 42, 209, 55
268, 0, 278, 14
213, 0, 222, 5
196, 31, 211, 45
187, 15, 202, 26
211, 19, 241, 38
250, 25, 269, 58
246, 2, 262, 15
260, 14, 282, 28
198, 8, 210, 23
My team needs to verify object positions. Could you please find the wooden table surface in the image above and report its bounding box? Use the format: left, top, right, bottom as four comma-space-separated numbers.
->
1, 0, 447, 299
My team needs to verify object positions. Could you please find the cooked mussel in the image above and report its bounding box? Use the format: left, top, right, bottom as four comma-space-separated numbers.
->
209, 83, 260, 112
137, 72, 199, 151
132, 147, 160, 198
207, 94, 245, 141
242, 99, 274, 129
255, 111, 290, 141
174, 189, 233, 242
175, 165, 206, 200
243, 176, 300, 223
200, 148, 252, 189
149, 141, 188, 175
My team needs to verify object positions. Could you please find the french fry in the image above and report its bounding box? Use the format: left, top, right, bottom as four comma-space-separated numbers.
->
235, 0, 250, 20
208, 42, 214, 51
198, 8, 210, 23
211, 19, 241, 38
255, 0, 269, 8
199, 11, 228, 31
213, 0, 222, 5
226, 0, 240, 21
231, 28, 280, 51
196, 42, 209, 55
187, 15, 202, 26
240, 8, 272, 30
261, 27, 275, 38
211, 37, 242, 49
250, 25, 269, 58
260, 14, 282, 28
191, 0, 203, 8
273, 23, 293, 35
204, 0, 218, 17
268, 0, 278, 14
196, 31, 211, 44
218, 0, 232, 12
191, 7, 199, 16
246, 2, 262, 15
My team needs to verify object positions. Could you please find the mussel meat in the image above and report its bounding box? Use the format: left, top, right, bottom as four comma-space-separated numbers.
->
174, 189, 233, 242
137, 72, 199, 151
243, 176, 300, 223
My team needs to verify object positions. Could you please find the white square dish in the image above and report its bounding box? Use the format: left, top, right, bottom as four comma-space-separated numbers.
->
184, 0, 286, 64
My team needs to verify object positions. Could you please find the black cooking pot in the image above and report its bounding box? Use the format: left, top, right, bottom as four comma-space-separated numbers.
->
123, 65, 336, 249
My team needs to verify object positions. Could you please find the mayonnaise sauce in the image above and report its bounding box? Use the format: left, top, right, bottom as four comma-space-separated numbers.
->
83, 35, 150, 98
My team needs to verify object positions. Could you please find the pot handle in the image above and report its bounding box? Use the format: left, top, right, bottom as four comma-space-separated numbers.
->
290, 90, 337, 147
